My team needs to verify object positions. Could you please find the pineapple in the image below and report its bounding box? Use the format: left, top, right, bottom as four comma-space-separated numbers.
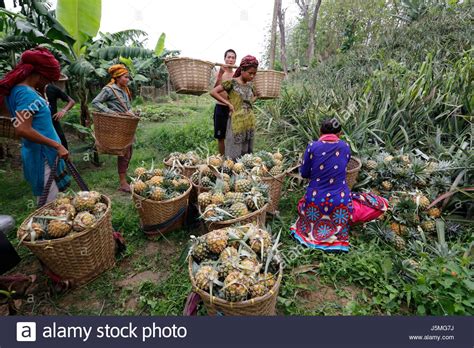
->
146, 176, 164, 187
403, 259, 420, 270
233, 162, 245, 174
390, 222, 408, 236
200, 176, 213, 188
381, 181, 393, 191
73, 212, 96, 232
208, 155, 223, 168
249, 229, 272, 254
421, 219, 436, 233
206, 229, 228, 254
210, 180, 226, 205
195, 265, 219, 292
190, 236, 209, 261
272, 151, 283, 161
223, 271, 250, 302
365, 160, 378, 170
413, 195, 430, 210
249, 282, 267, 298
258, 273, 276, 289
47, 219, 72, 238
235, 177, 252, 193
219, 246, 239, 262
72, 191, 98, 212
19, 221, 44, 241
383, 155, 394, 163
245, 191, 266, 211
400, 155, 410, 165
132, 180, 147, 195
55, 193, 72, 206
55, 203, 76, 220
221, 159, 234, 174
383, 229, 406, 250
153, 168, 164, 176
198, 192, 212, 208
239, 257, 261, 276
218, 255, 241, 279
269, 165, 283, 176
93, 202, 108, 218
241, 154, 255, 169
172, 178, 190, 192
221, 173, 231, 183
211, 192, 225, 206
150, 187, 166, 201
88, 191, 101, 202
428, 207, 441, 218
202, 204, 219, 219
228, 202, 249, 218
134, 167, 147, 178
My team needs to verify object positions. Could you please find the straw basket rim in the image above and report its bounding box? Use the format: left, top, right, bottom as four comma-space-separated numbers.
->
199, 203, 269, 226
131, 175, 193, 205
18, 195, 111, 246
188, 234, 283, 308
347, 157, 362, 173
165, 57, 215, 67
261, 171, 286, 182
92, 111, 140, 121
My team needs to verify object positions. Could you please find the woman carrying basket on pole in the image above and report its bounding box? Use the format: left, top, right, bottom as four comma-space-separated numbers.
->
92, 64, 135, 193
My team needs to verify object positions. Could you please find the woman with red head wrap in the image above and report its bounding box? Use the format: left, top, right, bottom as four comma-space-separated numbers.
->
0, 47, 70, 202
92, 64, 135, 192
210, 55, 259, 159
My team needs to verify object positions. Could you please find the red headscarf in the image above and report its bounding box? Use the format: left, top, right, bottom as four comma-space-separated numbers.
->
233, 55, 259, 78
0, 47, 61, 96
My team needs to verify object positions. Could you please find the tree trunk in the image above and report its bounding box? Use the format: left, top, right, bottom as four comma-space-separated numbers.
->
306, 0, 323, 65
276, 0, 288, 74
269, 0, 279, 69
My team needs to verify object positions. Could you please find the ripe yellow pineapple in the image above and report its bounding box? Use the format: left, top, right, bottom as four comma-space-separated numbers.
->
150, 187, 166, 201
428, 207, 441, 218
195, 266, 219, 292
365, 160, 377, 170
239, 257, 261, 276
413, 195, 430, 209
19, 221, 44, 241
381, 181, 393, 191
203, 204, 219, 219
47, 219, 72, 238
249, 282, 267, 298
55, 203, 76, 220
219, 246, 239, 262
146, 176, 164, 187
211, 192, 225, 205
233, 162, 245, 174
190, 236, 209, 261
132, 180, 147, 195
73, 212, 96, 232
198, 192, 212, 208
208, 155, 223, 167
258, 273, 276, 289
272, 151, 283, 161
93, 202, 108, 217
206, 229, 228, 254
390, 222, 408, 236
134, 167, 148, 177
235, 178, 252, 193
421, 220, 436, 233
72, 192, 97, 212
269, 165, 283, 176
153, 168, 163, 176
223, 271, 250, 302
249, 229, 272, 253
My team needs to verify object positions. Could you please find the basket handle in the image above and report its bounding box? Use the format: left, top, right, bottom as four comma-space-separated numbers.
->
38, 157, 89, 208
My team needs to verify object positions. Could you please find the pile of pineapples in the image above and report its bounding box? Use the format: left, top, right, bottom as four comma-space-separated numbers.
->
131, 166, 191, 201
165, 151, 201, 167
234, 151, 287, 178
189, 224, 280, 302
18, 191, 107, 242
197, 176, 269, 222
362, 152, 454, 250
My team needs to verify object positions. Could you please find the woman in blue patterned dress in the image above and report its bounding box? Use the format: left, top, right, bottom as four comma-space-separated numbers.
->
290, 119, 388, 252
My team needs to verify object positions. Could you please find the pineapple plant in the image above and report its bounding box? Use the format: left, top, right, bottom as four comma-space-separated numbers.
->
47, 219, 72, 238
223, 271, 251, 302
206, 229, 228, 254
73, 212, 96, 232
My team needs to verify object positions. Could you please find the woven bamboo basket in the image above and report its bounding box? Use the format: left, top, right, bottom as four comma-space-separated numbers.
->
17, 195, 115, 286
92, 112, 139, 156
200, 204, 268, 232
254, 70, 285, 99
165, 57, 215, 96
163, 157, 198, 178
132, 177, 192, 236
0, 116, 17, 139
261, 172, 286, 214
346, 157, 362, 189
188, 248, 283, 316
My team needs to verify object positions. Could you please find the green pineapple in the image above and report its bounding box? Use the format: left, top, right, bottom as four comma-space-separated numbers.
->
228, 202, 249, 218
190, 236, 210, 261
234, 176, 252, 193
223, 271, 251, 302
245, 191, 266, 211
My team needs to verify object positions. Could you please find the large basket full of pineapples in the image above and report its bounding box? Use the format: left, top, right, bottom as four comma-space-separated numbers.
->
233, 151, 289, 214
188, 224, 282, 316
131, 166, 192, 235
17, 191, 115, 286
163, 151, 201, 178
197, 176, 269, 232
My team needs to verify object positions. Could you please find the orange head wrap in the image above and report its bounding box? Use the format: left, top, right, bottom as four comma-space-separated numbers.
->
107, 64, 132, 100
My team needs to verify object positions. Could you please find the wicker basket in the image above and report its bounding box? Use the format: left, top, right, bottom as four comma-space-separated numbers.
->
189, 246, 282, 316
261, 172, 286, 214
200, 204, 268, 232
254, 70, 285, 99
346, 157, 362, 189
132, 177, 192, 236
0, 116, 17, 139
17, 195, 115, 286
92, 112, 139, 156
163, 157, 198, 178
165, 57, 215, 96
